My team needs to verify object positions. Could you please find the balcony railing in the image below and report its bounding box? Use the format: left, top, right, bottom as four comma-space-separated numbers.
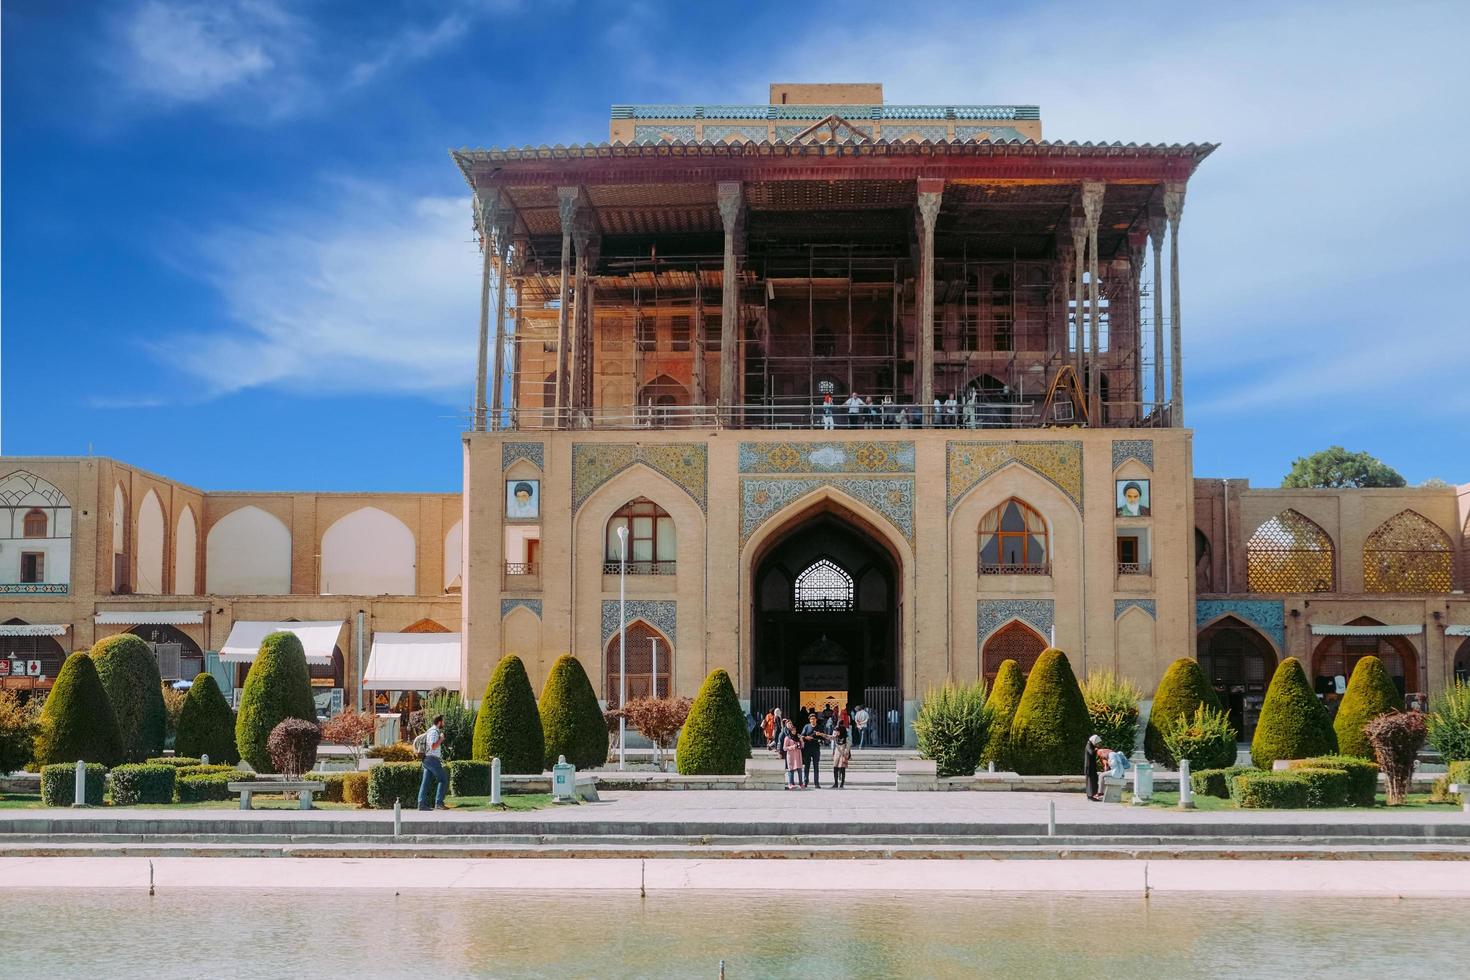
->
602, 560, 678, 576
979, 561, 1051, 576
1117, 562, 1151, 576
504, 561, 539, 576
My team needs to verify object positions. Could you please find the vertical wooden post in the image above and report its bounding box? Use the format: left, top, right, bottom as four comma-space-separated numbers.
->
1164, 182, 1187, 427
473, 189, 500, 432
1081, 181, 1105, 425
1148, 202, 1167, 420
1069, 215, 1087, 385
916, 178, 943, 416
717, 181, 744, 418
554, 187, 580, 428
488, 217, 512, 430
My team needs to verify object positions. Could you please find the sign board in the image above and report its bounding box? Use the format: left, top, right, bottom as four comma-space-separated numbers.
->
26, 661, 41, 677
0, 661, 9, 677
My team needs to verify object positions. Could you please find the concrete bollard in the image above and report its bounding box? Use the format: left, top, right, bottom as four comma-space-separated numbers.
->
393, 799, 402, 837
200, 754, 209, 766
72, 759, 86, 808
1178, 759, 1196, 810
1047, 799, 1056, 836
490, 757, 502, 806
1131, 761, 1154, 805
987, 761, 995, 773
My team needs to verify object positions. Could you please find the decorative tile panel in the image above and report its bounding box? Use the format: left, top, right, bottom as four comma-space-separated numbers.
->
0, 583, 69, 595
881, 124, 949, 142
1114, 598, 1157, 620
1111, 439, 1154, 471
1196, 599, 1285, 651
946, 440, 1083, 512
632, 125, 696, 144
702, 124, 769, 142
501, 597, 542, 618
738, 441, 915, 474
571, 443, 708, 514
774, 126, 807, 142
954, 125, 1028, 142
741, 477, 914, 547
602, 599, 676, 647
978, 599, 1055, 642
501, 442, 545, 471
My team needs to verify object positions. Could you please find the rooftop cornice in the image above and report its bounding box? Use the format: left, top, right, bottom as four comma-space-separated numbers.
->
609, 103, 1042, 121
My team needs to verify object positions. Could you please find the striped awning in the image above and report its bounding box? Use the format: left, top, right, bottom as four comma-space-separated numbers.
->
0, 623, 69, 637
94, 610, 206, 626
1310, 623, 1422, 637
1446, 625, 1470, 637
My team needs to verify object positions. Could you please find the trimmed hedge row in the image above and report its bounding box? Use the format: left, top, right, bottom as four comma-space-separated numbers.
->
1191, 765, 1256, 800
1431, 760, 1470, 804
40, 762, 106, 806
448, 759, 491, 797
1288, 755, 1378, 807
1230, 770, 1313, 809
302, 771, 351, 803
176, 770, 249, 803
109, 764, 176, 805
367, 762, 425, 809
147, 756, 204, 768
367, 743, 416, 761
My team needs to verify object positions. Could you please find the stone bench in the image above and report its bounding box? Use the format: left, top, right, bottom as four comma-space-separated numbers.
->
498, 773, 600, 802
228, 780, 325, 811
1100, 775, 1126, 803
895, 758, 937, 792
1452, 784, 1470, 814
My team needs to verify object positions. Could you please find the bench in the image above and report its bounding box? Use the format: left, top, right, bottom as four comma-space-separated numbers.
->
228, 780, 325, 811
1452, 784, 1470, 814
1100, 775, 1126, 803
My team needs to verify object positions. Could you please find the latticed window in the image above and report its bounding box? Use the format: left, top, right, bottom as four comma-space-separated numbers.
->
794, 559, 854, 611
979, 498, 1049, 574
983, 621, 1047, 680
22, 509, 47, 538
1246, 509, 1335, 592
605, 498, 676, 574
1363, 510, 1453, 593
605, 620, 671, 706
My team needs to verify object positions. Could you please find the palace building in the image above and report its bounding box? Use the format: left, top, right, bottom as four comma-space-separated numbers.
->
4, 84, 1468, 743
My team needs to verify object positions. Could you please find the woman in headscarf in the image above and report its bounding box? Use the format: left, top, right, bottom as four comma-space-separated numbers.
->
1084, 734, 1102, 801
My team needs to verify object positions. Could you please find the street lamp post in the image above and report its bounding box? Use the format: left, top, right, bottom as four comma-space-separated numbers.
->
617, 524, 628, 771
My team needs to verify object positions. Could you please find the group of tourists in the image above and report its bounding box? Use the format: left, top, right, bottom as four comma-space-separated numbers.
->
815, 389, 1011, 430
759, 705, 872, 789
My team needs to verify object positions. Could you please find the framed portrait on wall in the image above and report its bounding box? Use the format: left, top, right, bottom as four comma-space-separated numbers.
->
506, 479, 540, 520
1116, 479, 1151, 517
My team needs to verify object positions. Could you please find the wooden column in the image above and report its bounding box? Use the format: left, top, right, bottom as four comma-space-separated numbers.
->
1069, 214, 1087, 383
1127, 228, 1148, 422
473, 189, 500, 432
554, 187, 580, 427
570, 227, 596, 423
492, 238, 524, 424
1164, 182, 1186, 427
1148, 202, 1166, 419
1081, 182, 1104, 425
692, 265, 706, 411
916, 178, 943, 413
487, 215, 512, 429
717, 181, 744, 417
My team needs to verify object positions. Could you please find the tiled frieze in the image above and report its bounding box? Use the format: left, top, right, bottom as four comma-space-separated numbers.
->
601, 599, 676, 647
501, 597, 542, 618
737, 441, 915, 474
1196, 599, 1285, 650
1114, 598, 1157, 620
978, 599, 1055, 642
946, 440, 1083, 512
501, 442, 545, 471
1111, 439, 1154, 471
741, 477, 914, 547
571, 443, 708, 514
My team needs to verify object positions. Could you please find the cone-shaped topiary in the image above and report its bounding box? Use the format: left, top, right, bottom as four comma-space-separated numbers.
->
91, 633, 167, 763
34, 652, 122, 766
1007, 648, 1091, 775
1333, 655, 1402, 759
981, 659, 1025, 769
174, 673, 240, 765
1251, 657, 1337, 768
677, 669, 750, 775
1145, 657, 1224, 766
471, 654, 545, 774
234, 631, 317, 772
539, 654, 608, 771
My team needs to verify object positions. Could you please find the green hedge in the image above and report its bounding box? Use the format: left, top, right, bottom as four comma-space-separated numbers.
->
302, 771, 351, 803
1431, 760, 1470, 804
1332, 656, 1401, 759
34, 652, 122, 767
448, 759, 491, 797
677, 669, 751, 776
539, 655, 608, 771
40, 762, 106, 806
1008, 648, 1091, 776
1251, 657, 1337, 769
367, 761, 426, 809
1289, 755, 1378, 807
176, 770, 248, 803
235, 632, 317, 773
471, 655, 545, 775
1162, 705, 1239, 772
1191, 765, 1258, 800
914, 680, 989, 778
981, 660, 1025, 770
175, 674, 240, 766
109, 763, 176, 805
91, 634, 167, 763
147, 756, 204, 768
343, 772, 370, 807
367, 743, 416, 761
1146, 658, 1222, 767
1289, 766, 1352, 808
1231, 770, 1313, 809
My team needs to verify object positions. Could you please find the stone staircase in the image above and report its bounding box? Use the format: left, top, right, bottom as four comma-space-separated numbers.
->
843, 748, 918, 773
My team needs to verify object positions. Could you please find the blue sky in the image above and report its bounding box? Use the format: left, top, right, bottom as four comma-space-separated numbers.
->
4, 0, 1467, 491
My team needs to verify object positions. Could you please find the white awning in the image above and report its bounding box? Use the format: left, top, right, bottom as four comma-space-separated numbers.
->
0, 623, 68, 637
363, 633, 462, 691
1310, 624, 1423, 637
219, 621, 345, 665
95, 610, 206, 626
1447, 625, 1470, 637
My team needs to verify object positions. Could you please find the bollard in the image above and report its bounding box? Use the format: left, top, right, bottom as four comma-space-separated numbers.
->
490, 757, 502, 806
987, 761, 995, 774
1178, 759, 1196, 810
1047, 799, 1056, 836
552, 755, 576, 803
72, 759, 87, 808
200, 753, 209, 766
1131, 760, 1154, 806
393, 799, 402, 837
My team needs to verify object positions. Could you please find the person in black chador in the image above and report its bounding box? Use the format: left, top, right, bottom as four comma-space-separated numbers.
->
1084, 734, 1102, 801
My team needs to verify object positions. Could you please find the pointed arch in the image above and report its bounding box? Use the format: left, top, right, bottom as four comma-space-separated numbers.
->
206, 505, 291, 595
1311, 616, 1417, 700
1195, 528, 1214, 592
1, 470, 72, 590
981, 619, 1047, 681
443, 519, 463, 592
174, 506, 197, 595
603, 496, 677, 573
603, 618, 672, 706
402, 618, 450, 634
1196, 614, 1279, 736
978, 497, 1050, 574
1246, 509, 1335, 592
137, 489, 165, 595
793, 557, 855, 611
321, 507, 416, 595
1363, 509, 1453, 593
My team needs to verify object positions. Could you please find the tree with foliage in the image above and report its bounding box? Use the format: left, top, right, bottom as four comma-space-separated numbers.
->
1251, 657, 1337, 768
1333, 656, 1402, 759
267, 718, 322, 777
321, 707, 379, 767
1365, 711, 1427, 805
539, 655, 609, 770
1162, 704, 1239, 771
1008, 648, 1091, 775
1146, 658, 1225, 766
471, 654, 545, 774
234, 631, 318, 772
0, 689, 40, 775
34, 652, 122, 766
981, 660, 1025, 769
91, 634, 167, 763
174, 673, 240, 765
625, 696, 692, 771
161, 683, 186, 745
1081, 671, 1142, 755
676, 669, 750, 775
1427, 680, 1470, 763
1282, 446, 1405, 489
914, 680, 990, 778
413, 690, 476, 762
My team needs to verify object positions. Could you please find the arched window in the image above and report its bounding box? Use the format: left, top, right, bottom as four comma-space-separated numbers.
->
1246, 509, 1335, 592
794, 559, 854, 611
604, 621, 671, 706
1363, 510, 1453, 593
982, 620, 1047, 681
23, 509, 47, 538
1197, 617, 1277, 736
979, 498, 1049, 574
1312, 618, 1416, 702
604, 498, 676, 574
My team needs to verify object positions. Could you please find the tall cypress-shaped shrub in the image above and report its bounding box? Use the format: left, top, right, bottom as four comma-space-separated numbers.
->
1333, 655, 1401, 759
234, 631, 317, 772
677, 669, 750, 775
1145, 658, 1224, 766
471, 655, 545, 774
91, 634, 167, 763
981, 659, 1025, 769
539, 654, 608, 770
34, 652, 122, 766
1008, 648, 1091, 775
174, 673, 240, 765
1251, 657, 1337, 769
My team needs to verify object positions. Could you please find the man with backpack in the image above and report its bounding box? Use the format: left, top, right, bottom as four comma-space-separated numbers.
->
415, 713, 447, 811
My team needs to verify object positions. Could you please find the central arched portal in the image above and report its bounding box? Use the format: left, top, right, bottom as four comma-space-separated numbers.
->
752, 511, 899, 736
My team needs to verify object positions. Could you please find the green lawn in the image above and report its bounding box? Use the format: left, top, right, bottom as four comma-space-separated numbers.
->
1129, 790, 1459, 811
0, 791, 556, 811
445, 793, 558, 811
0, 793, 42, 808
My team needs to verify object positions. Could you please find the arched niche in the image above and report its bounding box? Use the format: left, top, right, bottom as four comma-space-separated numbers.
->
174, 506, 197, 595
206, 505, 292, 595
320, 507, 416, 596
136, 489, 165, 595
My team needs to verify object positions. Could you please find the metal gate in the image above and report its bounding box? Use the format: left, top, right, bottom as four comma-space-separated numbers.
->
862, 685, 903, 747
751, 686, 792, 733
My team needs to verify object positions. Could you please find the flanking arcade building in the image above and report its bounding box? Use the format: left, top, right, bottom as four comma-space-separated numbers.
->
4, 84, 1468, 745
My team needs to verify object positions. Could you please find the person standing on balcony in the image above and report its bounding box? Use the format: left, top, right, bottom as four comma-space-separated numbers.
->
844, 391, 864, 428
820, 393, 835, 430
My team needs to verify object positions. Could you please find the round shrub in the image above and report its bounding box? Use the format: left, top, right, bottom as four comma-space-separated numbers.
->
1162, 704, 1239, 771
1231, 770, 1313, 809
1081, 672, 1142, 755
1289, 755, 1378, 807
175, 673, 240, 766
40, 762, 106, 806
1364, 710, 1426, 805
1427, 681, 1470, 763
367, 761, 425, 809
1008, 648, 1091, 776
34, 652, 122, 767
539, 655, 609, 771
448, 759, 491, 796
981, 660, 1025, 770
471, 655, 545, 775
1251, 657, 1336, 769
1333, 656, 1401, 759
91, 634, 167, 763
676, 669, 750, 776
1146, 658, 1223, 766
367, 742, 416, 762
109, 763, 176, 805
1191, 765, 1257, 800
235, 631, 317, 772
266, 718, 322, 776
176, 770, 248, 803
914, 680, 989, 778
147, 756, 203, 768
